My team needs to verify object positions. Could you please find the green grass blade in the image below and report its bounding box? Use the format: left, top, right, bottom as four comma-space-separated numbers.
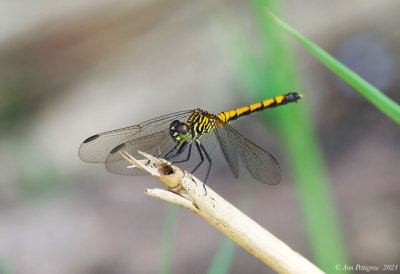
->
158, 203, 179, 274
207, 236, 237, 274
266, 10, 400, 124
1, 260, 12, 274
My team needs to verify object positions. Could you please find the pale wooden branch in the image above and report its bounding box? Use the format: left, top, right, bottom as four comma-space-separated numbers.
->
120, 151, 324, 274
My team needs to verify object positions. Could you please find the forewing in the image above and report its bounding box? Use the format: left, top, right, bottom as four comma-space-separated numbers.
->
218, 123, 281, 185
105, 125, 218, 176
78, 110, 193, 163
105, 130, 174, 175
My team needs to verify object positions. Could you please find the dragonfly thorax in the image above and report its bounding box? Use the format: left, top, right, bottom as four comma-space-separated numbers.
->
170, 120, 192, 143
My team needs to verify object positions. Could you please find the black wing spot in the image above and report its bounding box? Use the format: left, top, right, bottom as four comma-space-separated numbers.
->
83, 134, 100, 143
110, 143, 126, 154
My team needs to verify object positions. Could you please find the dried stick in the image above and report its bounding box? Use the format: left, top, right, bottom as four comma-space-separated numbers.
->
120, 151, 323, 274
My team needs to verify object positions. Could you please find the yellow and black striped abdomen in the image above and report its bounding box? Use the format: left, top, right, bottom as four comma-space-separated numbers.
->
216, 92, 302, 124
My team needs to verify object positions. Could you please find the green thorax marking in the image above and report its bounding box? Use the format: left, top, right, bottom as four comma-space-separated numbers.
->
173, 129, 191, 143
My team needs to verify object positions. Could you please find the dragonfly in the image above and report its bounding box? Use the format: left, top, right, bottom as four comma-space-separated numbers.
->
79, 92, 302, 185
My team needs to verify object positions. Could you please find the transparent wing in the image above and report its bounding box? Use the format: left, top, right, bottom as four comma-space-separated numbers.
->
105, 129, 175, 175
104, 122, 218, 176
79, 109, 218, 176
78, 110, 193, 163
214, 126, 239, 178
216, 123, 281, 185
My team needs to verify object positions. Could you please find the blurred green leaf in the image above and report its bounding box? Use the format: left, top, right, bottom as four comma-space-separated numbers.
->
16, 140, 65, 198
1, 260, 12, 274
207, 235, 237, 274
266, 9, 400, 124
158, 203, 179, 274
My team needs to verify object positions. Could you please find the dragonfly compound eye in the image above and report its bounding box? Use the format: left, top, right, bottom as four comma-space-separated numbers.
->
176, 123, 189, 134
170, 120, 180, 129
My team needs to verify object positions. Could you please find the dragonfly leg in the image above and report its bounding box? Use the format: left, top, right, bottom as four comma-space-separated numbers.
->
172, 143, 192, 164
191, 142, 210, 194
199, 142, 212, 184
166, 142, 187, 161
191, 142, 204, 174
165, 143, 181, 159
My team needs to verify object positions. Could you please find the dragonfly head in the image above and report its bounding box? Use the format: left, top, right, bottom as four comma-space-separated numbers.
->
170, 120, 191, 143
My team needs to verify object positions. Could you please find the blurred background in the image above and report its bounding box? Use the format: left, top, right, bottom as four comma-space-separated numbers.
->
1, 0, 399, 273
